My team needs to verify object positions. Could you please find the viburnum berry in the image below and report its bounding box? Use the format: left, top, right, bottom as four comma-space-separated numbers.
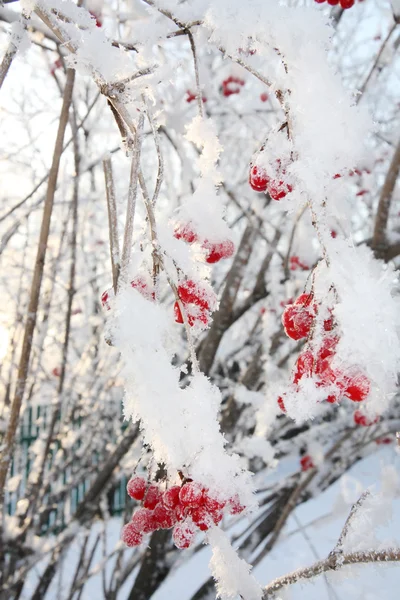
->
376, 437, 392, 445
121, 522, 143, 547
174, 301, 210, 327
343, 372, 370, 402
163, 486, 181, 509
354, 410, 379, 427
177, 280, 211, 311
268, 179, 293, 201
179, 482, 204, 508
277, 396, 286, 413
127, 476, 147, 501
172, 520, 196, 549
300, 455, 314, 472
340, 0, 355, 7
260, 92, 268, 102
282, 294, 316, 341
228, 495, 245, 515
293, 350, 314, 383
249, 165, 269, 192
131, 276, 155, 301
190, 507, 211, 531
202, 239, 235, 264
153, 504, 177, 529
131, 508, 157, 534
101, 289, 112, 311
143, 485, 163, 510
203, 496, 224, 525
174, 222, 198, 244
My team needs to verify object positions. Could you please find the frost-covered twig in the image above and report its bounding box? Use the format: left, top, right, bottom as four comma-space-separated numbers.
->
103, 157, 121, 292
334, 490, 371, 553
0, 18, 26, 90
120, 114, 144, 281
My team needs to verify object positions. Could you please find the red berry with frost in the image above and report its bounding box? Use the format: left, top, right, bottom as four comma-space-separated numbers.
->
354, 410, 379, 427
229, 495, 245, 515
131, 508, 157, 533
300, 455, 314, 471
173, 520, 196, 549
131, 276, 155, 301
179, 482, 204, 508
174, 302, 184, 324
249, 165, 269, 192
143, 485, 163, 510
190, 507, 211, 531
153, 504, 177, 529
127, 476, 147, 501
121, 523, 143, 547
282, 295, 316, 341
268, 179, 293, 201
163, 486, 181, 509
344, 372, 370, 402
293, 350, 314, 384
178, 281, 211, 311
202, 239, 235, 264
174, 222, 198, 244
101, 289, 112, 311
277, 396, 286, 413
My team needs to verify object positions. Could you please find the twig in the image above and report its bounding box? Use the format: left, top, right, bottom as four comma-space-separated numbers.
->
103, 157, 121, 292
120, 114, 144, 282
0, 68, 76, 505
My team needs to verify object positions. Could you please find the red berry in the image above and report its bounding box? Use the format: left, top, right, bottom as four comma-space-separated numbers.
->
376, 437, 392, 445
153, 504, 177, 529
178, 281, 211, 311
190, 507, 211, 531
343, 372, 370, 402
163, 486, 181, 509
173, 520, 196, 549
202, 239, 235, 263
174, 222, 198, 244
249, 165, 269, 192
327, 0, 339, 5
52, 367, 61, 377
131, 276, 155, 301
282, 295, 316, 341
101, 289, 112, 311
293, 350, 314, 383
260, 92, 268, 102
174, 301, 184, 324
289, 256, 309, 271
131, 508, 157, 534
203, 495, 224, 524
354, 410, 379, 427
331, 230, 337, 238
186, 90, 196, 103
277, 396, 286, 413
268, 179, 293, 201
300, 455, 314, 472
340, 0, 355, 7
127, 476, 147, 501
228, 495, 245, 515
121, 523, 143, 547
143, 485, 163, 510
179, 482, 204, 508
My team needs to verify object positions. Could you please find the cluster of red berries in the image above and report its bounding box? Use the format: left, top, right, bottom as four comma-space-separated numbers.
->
221, 76, 245, 97
121, 477, 245, 549
249, 160, 293, 200
314, 0, 357, 8
174, 280, 216, 328
174, 222, 235, 264
278, 293, 370, 410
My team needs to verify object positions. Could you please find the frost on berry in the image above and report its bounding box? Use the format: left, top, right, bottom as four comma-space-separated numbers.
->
178, 280, 212, 312
163, 486, 181, 509
282, 297, 316, 341
131, 276, 155, 301
127, 476, 146, 501
121, 522, 143, 547
174, 222, 198, 244
343, 371, 370, 402
172, 519, 197, 549
228, 495, 245, 515
179, 482, 204, 507
143, 485, 163, 510
202, 239, 235, 264
101, 288, 113, 311
249, 165, 269, 192
131, 507, 157, 534
153, 503, 177, 529
354, 410, 379, 427
190, 506, 212, 531
300, 455, 314, 472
